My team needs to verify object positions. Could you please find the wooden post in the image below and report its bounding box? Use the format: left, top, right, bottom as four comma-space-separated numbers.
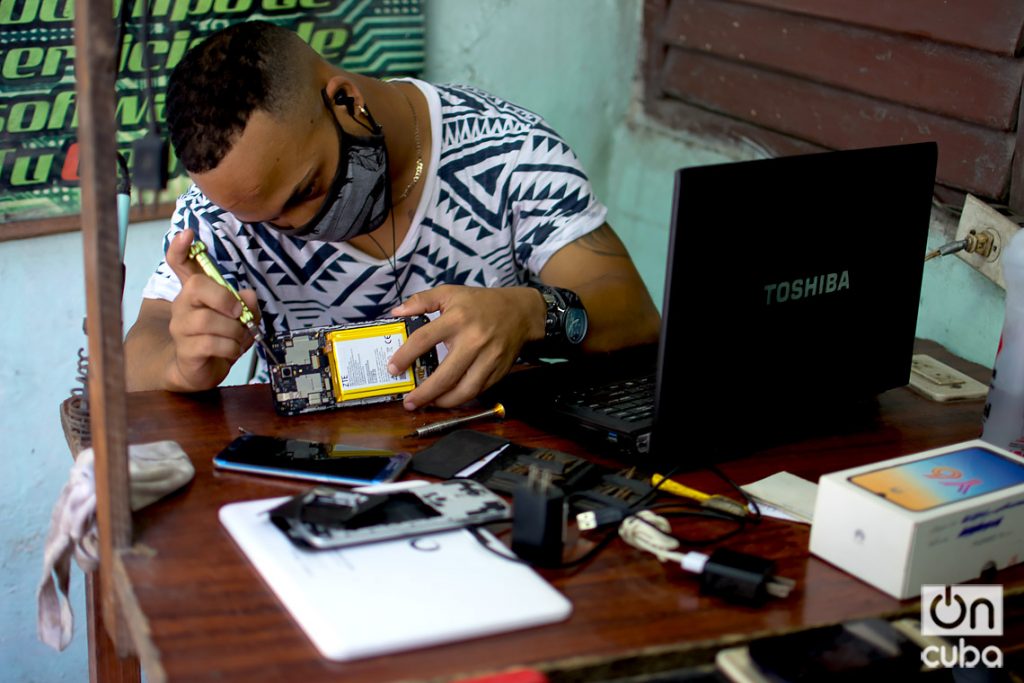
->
74, 0, 134, 657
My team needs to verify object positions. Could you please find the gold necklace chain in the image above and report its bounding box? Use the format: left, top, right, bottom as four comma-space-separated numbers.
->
395, 85, 424, 205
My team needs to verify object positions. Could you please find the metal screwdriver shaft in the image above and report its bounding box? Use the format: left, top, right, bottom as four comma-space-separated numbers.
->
187, 239, 279, 365
407, 403, 506, 438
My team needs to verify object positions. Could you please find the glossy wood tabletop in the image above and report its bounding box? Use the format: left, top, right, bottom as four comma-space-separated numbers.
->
118, 341, 1022, 682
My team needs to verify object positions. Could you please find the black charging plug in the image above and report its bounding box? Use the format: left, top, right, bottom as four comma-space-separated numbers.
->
511, 467, 565, 567
132, 131, 169, 191
699, 547, 795, 604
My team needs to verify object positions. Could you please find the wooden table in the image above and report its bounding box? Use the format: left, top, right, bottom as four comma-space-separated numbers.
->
91, 340, 1023, 682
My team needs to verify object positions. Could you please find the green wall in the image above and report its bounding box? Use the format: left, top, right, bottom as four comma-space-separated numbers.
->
0, 1, 1003, 680
425, 0, 1004, 370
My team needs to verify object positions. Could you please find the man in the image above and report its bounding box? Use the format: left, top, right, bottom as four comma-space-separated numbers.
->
125, 21, 659, 410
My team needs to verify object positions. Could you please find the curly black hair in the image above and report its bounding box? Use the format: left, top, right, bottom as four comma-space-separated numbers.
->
166, 21, 308, 173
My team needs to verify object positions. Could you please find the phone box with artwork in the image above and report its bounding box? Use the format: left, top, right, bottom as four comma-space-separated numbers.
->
809, 439, 1024, 599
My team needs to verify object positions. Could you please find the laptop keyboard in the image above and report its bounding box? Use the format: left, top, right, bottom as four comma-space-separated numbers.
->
558, 374, 656, 423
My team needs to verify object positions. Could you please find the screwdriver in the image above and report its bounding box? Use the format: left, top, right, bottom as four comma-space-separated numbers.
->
405, 403, 506, 438
187, 239, 279, 365
651, 473, 749, 518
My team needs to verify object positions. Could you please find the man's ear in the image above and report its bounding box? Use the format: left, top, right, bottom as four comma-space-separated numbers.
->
325, 77, 362, 118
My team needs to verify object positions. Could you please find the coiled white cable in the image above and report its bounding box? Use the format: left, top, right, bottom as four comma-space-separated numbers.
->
618, 510, 709, 573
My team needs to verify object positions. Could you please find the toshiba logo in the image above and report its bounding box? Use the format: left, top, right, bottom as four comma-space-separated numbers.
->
764, 271, 850, 305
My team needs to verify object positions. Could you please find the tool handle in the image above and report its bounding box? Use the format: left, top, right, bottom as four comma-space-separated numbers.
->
651, 474, 711, 502
187, 240, 255, 325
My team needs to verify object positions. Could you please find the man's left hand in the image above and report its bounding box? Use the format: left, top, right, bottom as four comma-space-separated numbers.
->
388, 284, 545, 409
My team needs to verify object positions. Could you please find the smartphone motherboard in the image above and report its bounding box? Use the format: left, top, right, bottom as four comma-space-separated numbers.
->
269, 316, 438, 416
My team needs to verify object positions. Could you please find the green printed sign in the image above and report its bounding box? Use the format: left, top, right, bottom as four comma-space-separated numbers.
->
0, 0, 424, 227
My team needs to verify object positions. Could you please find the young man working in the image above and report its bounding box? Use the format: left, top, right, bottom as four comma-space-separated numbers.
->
125, 21, 660, 410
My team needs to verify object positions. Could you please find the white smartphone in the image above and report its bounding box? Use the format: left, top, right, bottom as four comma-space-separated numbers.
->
214, 434, 411, 486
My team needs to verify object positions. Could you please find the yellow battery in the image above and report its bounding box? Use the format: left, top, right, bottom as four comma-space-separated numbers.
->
325, 322, 416, 402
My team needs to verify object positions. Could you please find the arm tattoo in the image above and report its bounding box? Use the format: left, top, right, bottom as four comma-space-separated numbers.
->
576, 224, 629, 258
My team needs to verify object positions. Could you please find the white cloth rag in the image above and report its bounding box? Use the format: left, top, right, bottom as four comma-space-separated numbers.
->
37, 440, 194, 651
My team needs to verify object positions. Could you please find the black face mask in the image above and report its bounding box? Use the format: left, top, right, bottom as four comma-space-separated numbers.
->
284, 91, 391, 242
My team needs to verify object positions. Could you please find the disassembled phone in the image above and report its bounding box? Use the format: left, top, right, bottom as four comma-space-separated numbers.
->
214, 434, 411, 486
269, 479, 512, 550
269, 316, 439, 416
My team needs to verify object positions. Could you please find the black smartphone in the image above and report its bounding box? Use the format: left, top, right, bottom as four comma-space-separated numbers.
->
746, 619, 922, 682
214, 434, 411, 486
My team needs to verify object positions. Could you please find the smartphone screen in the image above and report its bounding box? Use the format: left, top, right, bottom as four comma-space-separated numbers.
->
746, 619, 921, 680
848, 445, 1024, 511
214, 434, 411, 486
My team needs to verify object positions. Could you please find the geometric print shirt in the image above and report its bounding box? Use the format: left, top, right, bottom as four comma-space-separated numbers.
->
142, 80, 608, 365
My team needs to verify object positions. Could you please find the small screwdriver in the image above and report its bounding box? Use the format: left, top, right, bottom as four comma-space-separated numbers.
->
187, 239, 279, 365
406, 403, 506, 438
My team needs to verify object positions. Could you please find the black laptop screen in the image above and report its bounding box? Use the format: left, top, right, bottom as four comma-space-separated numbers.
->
652, 143, 937, 464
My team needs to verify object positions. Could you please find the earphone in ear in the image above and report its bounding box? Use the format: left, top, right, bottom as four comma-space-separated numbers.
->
332, 91, 355, 117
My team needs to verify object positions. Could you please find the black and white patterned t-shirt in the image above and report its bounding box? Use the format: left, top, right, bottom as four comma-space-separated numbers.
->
142, 80, 607, 345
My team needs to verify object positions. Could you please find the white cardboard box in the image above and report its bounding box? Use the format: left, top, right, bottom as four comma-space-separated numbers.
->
809, 439, 1024, 599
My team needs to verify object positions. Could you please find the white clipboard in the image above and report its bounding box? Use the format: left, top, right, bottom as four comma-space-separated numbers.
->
219, 497, 572, 661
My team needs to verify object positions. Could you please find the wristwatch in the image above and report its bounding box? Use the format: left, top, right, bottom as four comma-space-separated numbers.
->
530, 284, 589, 352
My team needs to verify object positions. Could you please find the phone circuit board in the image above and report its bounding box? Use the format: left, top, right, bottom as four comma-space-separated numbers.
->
269, 316, 438, 416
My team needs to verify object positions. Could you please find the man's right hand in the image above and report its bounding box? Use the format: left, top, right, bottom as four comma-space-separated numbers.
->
125, 229, 260, 392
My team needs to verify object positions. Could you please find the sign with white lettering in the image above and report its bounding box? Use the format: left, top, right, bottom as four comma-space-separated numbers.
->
0, 0, 424, 231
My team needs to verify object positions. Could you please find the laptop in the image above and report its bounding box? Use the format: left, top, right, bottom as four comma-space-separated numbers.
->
495, 142, 937, 466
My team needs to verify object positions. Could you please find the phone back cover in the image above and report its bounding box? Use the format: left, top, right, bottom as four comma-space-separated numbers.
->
220, 497, 572, 661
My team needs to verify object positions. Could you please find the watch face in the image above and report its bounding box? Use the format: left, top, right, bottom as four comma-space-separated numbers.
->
565, 308, 588, 345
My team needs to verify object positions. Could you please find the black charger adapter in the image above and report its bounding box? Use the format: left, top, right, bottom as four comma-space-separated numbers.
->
511, 467, 565, 567
700, 547, 792, 604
